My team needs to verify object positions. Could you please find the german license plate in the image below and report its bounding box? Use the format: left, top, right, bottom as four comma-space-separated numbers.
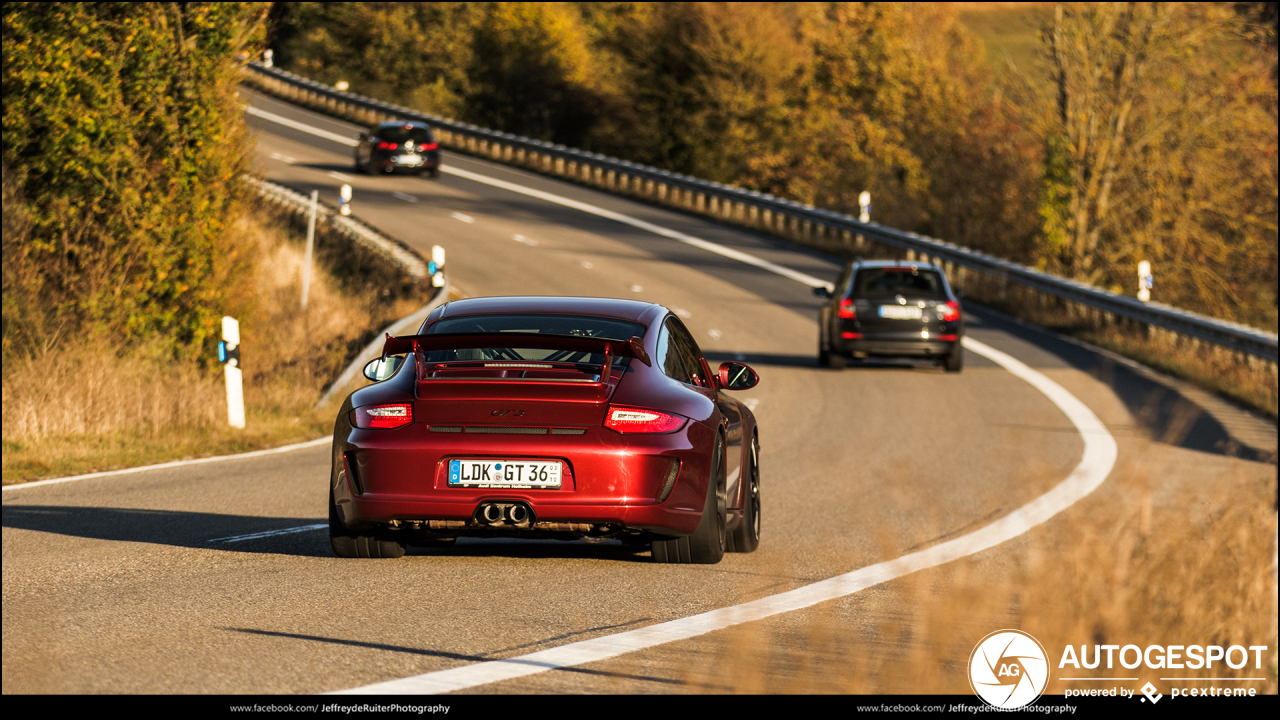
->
396, 154, 422, 165
879, 305, 922, 319
448, 459, 562, 489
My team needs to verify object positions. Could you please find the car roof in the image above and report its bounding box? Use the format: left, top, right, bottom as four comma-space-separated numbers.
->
376, 120, 430, 129
435, 296, 663, 324
851, 259, 941, 270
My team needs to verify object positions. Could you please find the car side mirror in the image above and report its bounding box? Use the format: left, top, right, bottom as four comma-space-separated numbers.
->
718, 362, 759, 390
363, 355, 403, 382
813, 286, 832, 298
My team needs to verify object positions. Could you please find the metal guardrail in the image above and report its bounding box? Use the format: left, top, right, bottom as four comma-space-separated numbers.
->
245, 175, 428, 281
243, 62, 1277, 362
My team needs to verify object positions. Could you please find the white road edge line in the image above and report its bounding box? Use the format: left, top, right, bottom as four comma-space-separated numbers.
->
440, 165, 834, 291
337, 343, 1116, 696
209, 524, 328, 544
2, 438, 330, 492
247, 106, 358, 147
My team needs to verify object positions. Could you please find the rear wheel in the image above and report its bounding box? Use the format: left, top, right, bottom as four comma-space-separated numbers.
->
652, 436, 726, 564
943, 345, 963, 373
329, 487, 405, 559
728, 435, 761, 553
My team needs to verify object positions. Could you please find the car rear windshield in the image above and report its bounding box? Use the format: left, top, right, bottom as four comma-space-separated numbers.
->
376, 126, 434, 143
852, 268, 947, 298
424, 314, 644, 364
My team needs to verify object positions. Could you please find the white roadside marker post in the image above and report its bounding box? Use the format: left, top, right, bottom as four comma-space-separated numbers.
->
340, 183, 352, 216
221, 316, 246, 429
1137, 260, 1153, 303
302, 189, 318, 310
431, 245, 446, 288
263, 49, 273, 69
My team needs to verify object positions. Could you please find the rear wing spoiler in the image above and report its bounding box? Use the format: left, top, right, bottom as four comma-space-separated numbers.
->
381, 332, 651, 366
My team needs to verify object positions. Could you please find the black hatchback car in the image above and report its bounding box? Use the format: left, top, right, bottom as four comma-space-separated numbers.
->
354, 121, 440, 177
814, 259, 964, 372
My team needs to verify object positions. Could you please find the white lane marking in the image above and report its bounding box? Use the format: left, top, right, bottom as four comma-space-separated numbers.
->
451, 212, 475, 224
743, 398, 760, 412
246, 108, 834, 292
392, 192, 418, 203
708, 329, 722, 340
329, 171, 354, 182
674, 308, 692, 319
247, 106, 358, 147
581, 261, 593, 269
513, 234, 538, 246
209, 524, 327, 544
630, 285, 644, 293
440, 165, 834, 291
337, 337, 1117, 694
2, 438, 330, 492
269, 152, 297, 164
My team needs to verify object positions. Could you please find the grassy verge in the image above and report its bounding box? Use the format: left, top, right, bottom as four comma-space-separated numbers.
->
1, 201, 431, 485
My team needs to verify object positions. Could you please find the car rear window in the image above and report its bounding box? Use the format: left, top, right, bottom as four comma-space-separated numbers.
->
424, 314, 644, 364
853, 268, 946, 298
377, 126, 434, 143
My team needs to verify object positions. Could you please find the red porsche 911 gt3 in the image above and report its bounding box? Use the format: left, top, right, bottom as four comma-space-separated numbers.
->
329, 296, 762, 563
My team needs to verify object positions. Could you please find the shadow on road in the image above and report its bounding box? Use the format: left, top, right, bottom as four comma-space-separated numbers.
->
0, 505, 659, 562
223, 624, 731, 690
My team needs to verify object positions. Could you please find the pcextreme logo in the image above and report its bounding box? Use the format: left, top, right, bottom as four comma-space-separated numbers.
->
969, 630, 1050, 709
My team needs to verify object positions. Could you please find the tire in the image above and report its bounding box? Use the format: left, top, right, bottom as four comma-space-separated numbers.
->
944, 345, 963, 373
652, 436, 726, 564
428, 167, 440, 179
329, 487, 405, 559
727, 435, 761, 553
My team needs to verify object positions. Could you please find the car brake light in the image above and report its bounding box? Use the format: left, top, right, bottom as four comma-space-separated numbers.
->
838, 298, 856, 319
940, 300, 961, 322
376, 141, 399, 150
353, 403, 413, 429
604, 405, 686, 434
421, 142, 438, 151
841, 332, 863, 339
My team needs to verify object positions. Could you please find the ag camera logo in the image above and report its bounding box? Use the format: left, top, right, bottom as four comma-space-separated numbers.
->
969, 630, 1049, 709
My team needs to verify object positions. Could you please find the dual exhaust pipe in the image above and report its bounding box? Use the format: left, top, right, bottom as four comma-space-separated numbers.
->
478, 501, 531, 527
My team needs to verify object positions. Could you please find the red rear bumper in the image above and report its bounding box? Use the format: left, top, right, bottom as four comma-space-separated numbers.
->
335, 423, 713, 536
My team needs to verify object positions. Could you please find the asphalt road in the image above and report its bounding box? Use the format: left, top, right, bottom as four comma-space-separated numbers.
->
3, 91, 1274, 695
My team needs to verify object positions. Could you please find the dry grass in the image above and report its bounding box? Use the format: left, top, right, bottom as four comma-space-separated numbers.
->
682, 458, 1277, 695
1, 206, 427, 483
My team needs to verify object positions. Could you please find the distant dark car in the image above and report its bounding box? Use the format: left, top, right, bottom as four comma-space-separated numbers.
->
329, 296, 763, 563
354, 121, 440, 176
814, 259, 964, 372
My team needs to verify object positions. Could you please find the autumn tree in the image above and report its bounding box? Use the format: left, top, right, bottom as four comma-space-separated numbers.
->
1037, 2, 1277, 326
3, 3, 269, 358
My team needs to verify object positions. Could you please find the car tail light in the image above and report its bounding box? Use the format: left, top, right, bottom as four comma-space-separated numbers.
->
841, 332, 863, 339
936, 334, 958, 341
353, 403, 413, 429
421, 142, 438, 151
838, 298, 856, 319
940, 300, 961, 322
604, 405, 686, 434
376, 141, 399, 150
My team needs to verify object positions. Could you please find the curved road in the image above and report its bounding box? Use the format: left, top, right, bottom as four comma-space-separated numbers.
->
3, 91, 1274, 695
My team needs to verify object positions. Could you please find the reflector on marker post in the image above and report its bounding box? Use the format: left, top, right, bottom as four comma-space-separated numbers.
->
222, 316, 245, 429
431, 245, 446, 287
